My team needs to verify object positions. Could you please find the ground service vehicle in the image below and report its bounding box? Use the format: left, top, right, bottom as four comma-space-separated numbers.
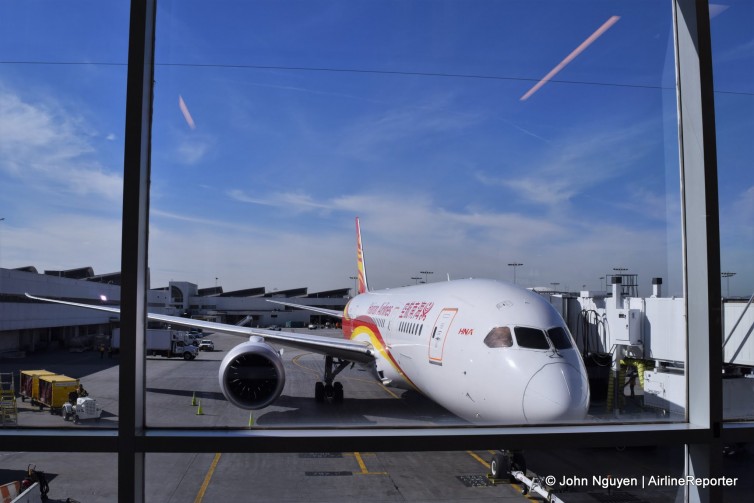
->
112, 328, 199, 360
19, 370, 55, 403
37, 374, 79, 413
62, 396, 103, 423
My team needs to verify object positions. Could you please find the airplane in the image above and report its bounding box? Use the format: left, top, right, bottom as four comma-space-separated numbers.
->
26, 217, 589, 427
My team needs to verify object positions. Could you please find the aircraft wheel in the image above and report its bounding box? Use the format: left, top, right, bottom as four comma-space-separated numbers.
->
314, 382, 325, 402
334, 382, 344, 403
324, 383, 334, 400
489, 452, 509, 480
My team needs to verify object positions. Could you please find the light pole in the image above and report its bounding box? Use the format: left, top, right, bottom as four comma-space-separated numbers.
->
507, 263, 523, 284
550, 282, 560, 292
420, 271, 433, 284
0, 217, 4, 269
411, 276, 422, 285
722, 272, 736, 298
349, 276, 358, 297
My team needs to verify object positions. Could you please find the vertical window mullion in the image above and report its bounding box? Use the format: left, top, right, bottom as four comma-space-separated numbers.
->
120, 1, 156, 502
674, 0, 723, 501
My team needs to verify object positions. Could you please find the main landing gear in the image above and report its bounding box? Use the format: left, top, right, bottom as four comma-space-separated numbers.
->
315, 355, 351, 403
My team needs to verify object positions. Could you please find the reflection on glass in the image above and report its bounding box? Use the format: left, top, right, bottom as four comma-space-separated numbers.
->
146, 1, 683, 427
712, 2, 754, 422
0, 3, 127, 429
0, 452, 116, 502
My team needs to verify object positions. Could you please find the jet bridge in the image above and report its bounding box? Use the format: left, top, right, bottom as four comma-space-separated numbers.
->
544, 278, 754, 420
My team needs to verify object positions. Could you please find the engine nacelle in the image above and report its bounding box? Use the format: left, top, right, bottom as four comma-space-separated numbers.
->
218, 336, 286, 410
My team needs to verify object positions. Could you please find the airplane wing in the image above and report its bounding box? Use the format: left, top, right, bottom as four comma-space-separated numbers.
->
24, 293, 373, 363
266, 299, 343, 318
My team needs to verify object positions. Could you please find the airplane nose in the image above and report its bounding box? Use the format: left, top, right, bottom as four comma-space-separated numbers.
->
522, 362, 589, 423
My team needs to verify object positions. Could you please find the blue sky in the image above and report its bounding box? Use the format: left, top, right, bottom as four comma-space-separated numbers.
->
0, 1, 751, 297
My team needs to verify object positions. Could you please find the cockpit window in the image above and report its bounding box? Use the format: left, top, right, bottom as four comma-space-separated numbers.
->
547, 326, 573, 350
483, 327, 513, 348
513, 326, 550, 350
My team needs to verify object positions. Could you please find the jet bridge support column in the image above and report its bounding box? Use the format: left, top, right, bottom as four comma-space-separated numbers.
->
609, 345, 626, 416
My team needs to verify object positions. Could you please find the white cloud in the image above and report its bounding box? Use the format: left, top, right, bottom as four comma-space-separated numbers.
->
2, 214, 122, 274
175, 136, 213, 165
0, 88, 122, 201
335, 96, 480, 162
475, 121, 658, 209
150, 187, 679, 290
228, 189, 333, 213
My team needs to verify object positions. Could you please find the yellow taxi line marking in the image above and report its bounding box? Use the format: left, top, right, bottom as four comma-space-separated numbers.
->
378, 384, 401, 399
291, 353, 320, 377
352, 452, 387, 475
467, 450, 490, 468
193, 452, 221, 503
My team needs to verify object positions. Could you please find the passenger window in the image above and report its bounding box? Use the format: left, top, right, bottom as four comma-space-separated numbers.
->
514, 327, 551, 350
547, 327, 573, 350
483, 327, 513, 348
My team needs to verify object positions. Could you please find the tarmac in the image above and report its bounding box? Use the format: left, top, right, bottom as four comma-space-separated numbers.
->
1, 329, 751, 502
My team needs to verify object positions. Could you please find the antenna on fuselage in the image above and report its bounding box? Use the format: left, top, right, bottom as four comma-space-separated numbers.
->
355, 217, 370, 294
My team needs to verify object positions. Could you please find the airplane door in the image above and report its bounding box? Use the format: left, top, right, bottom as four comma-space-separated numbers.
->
428, 308, 457, 365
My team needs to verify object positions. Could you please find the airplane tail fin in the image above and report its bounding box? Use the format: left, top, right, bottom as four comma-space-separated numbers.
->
356, 217, 370, 294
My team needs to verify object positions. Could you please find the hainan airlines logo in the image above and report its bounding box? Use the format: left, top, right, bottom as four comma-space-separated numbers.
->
398, 301, 434, 321
458, 328, 474, 335
367, 302, 395, 316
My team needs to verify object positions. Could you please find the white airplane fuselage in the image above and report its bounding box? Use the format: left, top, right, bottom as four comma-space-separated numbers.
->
343, 278, 590, 424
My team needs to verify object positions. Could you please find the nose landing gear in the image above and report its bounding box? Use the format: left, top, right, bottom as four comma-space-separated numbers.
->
489, 450, 526, 483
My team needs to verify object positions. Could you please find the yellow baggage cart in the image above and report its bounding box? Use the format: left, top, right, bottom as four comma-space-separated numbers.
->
19, 370, 56, 405
37, 374, 79, 414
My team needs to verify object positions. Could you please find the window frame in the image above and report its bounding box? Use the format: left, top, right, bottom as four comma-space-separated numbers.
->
1, 2, 750, 502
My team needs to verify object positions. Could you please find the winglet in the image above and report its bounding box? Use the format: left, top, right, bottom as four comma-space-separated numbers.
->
356, 217, 370, 294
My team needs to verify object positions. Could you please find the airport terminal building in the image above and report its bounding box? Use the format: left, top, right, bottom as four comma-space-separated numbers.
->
0, 266, 348, 357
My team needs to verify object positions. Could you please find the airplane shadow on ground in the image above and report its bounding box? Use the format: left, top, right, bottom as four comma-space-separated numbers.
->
146, 387, 226, 401
143, 387, 464, 426
253, 390, 466, 427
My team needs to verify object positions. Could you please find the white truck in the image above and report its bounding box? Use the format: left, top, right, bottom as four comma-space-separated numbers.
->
112, 328, 199, 360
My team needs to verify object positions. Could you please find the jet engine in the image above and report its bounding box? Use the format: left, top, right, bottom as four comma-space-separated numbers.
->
218, 336, 286, 410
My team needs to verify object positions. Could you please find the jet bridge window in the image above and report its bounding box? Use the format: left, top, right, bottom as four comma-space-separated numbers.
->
547, 327, 573, 350
483, 327, 513, 348
514, 327, 551, 350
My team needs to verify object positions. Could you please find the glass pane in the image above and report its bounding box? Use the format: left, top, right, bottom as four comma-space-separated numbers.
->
145, 447, 719, 502
0, 2, 127, 429
148, 0, 682, 427
547, 326, 574, 350
712, 1, 754, 422
0, 452, 116, 502
514, 327, 551, 350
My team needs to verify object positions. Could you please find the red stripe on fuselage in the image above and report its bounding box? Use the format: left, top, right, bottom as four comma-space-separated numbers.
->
341, 313, 418, 391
